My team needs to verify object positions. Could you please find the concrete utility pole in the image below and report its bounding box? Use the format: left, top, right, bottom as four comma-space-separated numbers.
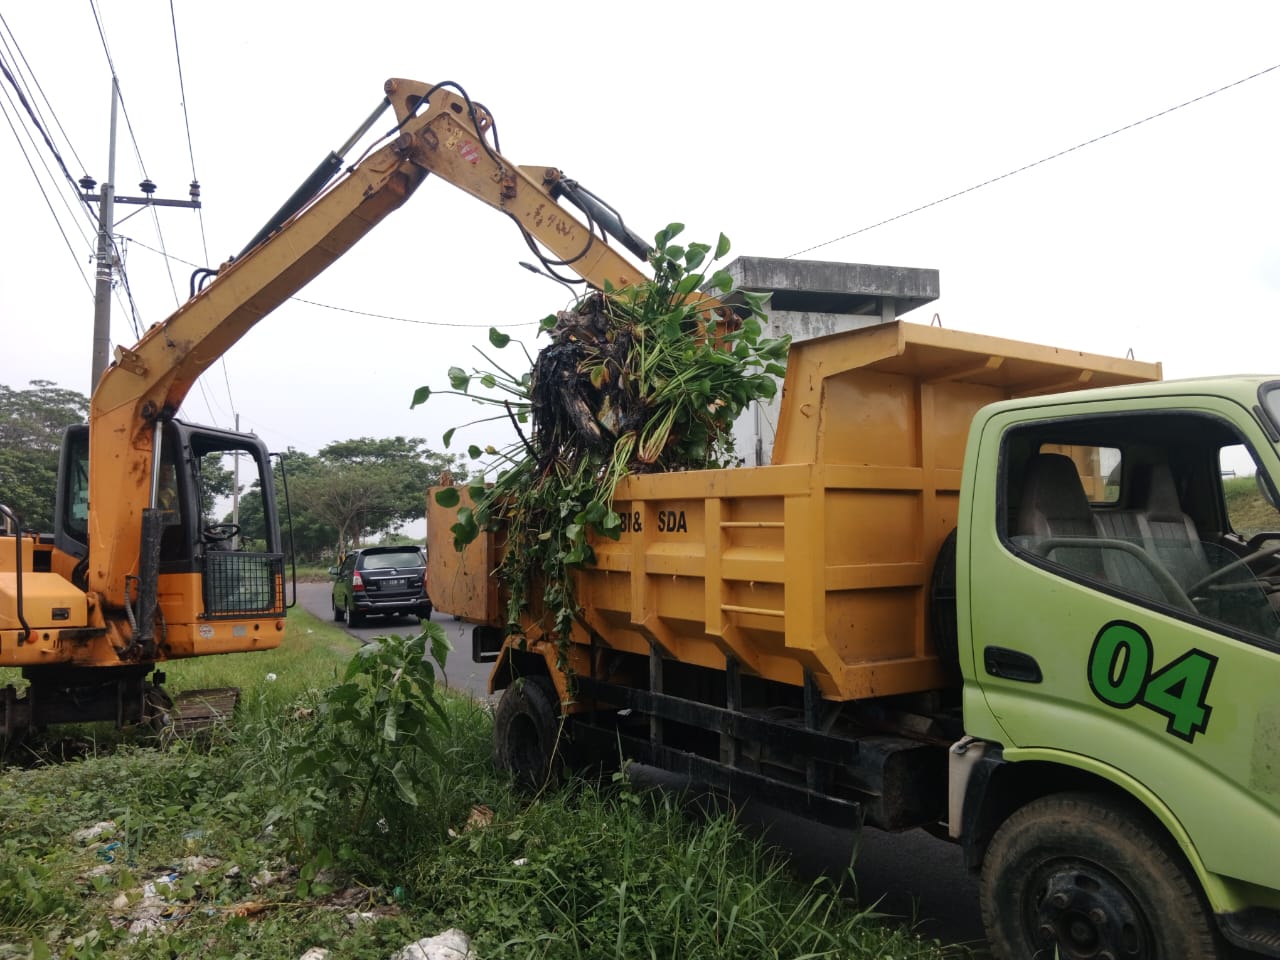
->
79, 76, 202, 392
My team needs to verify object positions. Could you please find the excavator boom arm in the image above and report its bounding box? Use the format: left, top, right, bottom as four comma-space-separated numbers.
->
87, 77, 652, 612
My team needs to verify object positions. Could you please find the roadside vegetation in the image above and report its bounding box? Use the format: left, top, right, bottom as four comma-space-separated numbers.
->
1, 609, 956, 960
1222, 473, 1280, 539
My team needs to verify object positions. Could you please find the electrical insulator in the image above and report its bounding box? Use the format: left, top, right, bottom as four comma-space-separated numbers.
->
139, 179, 157, 196
79, 175, 97, 193
189, 180, 201, 202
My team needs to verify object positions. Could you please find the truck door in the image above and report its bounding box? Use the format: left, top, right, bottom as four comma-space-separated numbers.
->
963, 394, 1280, 896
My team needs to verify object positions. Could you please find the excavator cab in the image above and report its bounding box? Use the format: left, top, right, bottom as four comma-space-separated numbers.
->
53, 420, 285, 618
0, 421, 286, 740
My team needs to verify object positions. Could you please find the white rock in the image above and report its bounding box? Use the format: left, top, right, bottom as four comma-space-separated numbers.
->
72, 821, 116, 843
392, 928, 475, 960
298, 949, 330, 960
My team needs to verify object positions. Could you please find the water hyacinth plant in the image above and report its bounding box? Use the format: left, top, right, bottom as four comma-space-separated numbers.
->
415, 225, 789, 650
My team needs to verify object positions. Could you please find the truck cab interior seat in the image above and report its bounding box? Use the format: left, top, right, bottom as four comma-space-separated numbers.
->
1135, 463, 1211, 590
1014, 453, 1106, 579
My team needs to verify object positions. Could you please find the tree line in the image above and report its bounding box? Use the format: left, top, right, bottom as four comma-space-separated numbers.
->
0, 381, 463, 562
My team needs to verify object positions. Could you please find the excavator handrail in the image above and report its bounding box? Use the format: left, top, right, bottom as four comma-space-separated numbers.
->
0, 504, 30, 643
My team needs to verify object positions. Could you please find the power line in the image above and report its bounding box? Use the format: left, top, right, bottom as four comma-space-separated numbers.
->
167, 0, 207, 266
0, 82, 93, 296
290, 296, 542, 329
788, 61, 1280, 259
0, 58, 96, 255
0, 11, 90, 179
168, 0, 227, 423
0, 48, 86, 201
118, 235, 542, 329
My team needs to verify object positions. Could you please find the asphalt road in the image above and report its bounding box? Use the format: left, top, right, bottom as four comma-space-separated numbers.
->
295, 580, 496, 703
294, 580, 989, 951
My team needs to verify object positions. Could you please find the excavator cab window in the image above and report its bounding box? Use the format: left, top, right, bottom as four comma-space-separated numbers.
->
176, 422, 284, 619
54, 424, 90, 561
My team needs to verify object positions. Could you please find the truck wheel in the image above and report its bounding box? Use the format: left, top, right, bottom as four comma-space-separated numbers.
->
928, 528, 960, 672
493, 675, 564, 791
332, 598, 345, 622
347, 604, 365, 627
981, 792, 1221, 960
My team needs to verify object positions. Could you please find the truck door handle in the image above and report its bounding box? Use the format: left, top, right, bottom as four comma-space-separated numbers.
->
983, 646, 1043, 683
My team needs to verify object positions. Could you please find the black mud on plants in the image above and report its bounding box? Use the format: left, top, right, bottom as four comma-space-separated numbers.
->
417, 225, 790, 654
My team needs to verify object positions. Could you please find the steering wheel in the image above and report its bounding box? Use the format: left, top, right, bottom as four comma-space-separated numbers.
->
1187, 537, 1280, 595
203, 522, 240, 543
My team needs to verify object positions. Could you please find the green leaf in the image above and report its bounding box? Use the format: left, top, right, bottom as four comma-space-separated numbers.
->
434, 487, 461, 508
709, 268, 733, 293
427, 624, 452, 668
715, 233, 731, 259
654, 222, 685, 249
442, 427, 456, 448
448, 367, 471, 391
676, 273, 702, 297
481, 373, 497, 389
488, 327, 512, 348
410, 385, 431, 408
468, 444, 483, 460
390, 760, 420, 806
765, 362, 788, 377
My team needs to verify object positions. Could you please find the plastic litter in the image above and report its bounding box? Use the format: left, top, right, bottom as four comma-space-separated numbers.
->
142, 872, 179, 898
96, 841, 122, 862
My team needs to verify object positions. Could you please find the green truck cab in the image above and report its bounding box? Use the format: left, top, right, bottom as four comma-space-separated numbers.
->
957, 377, 1280, 956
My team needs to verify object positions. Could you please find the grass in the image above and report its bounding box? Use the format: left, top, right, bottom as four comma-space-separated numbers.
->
1, 609, 959, 960
1223, 474, 1280, 539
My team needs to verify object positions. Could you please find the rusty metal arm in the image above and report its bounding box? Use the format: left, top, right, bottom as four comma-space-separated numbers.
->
382, 78, 649, 292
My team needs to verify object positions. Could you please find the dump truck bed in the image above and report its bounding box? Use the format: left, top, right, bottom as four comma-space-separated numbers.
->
429, 320, 1160, 700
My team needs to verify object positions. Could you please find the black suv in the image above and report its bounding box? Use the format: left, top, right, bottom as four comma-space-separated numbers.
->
330, 546, 432, 626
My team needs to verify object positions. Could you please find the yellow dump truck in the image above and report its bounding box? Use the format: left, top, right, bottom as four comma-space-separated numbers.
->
429, 317, 1280, 959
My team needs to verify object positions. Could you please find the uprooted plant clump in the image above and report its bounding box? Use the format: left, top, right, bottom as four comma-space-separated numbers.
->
416, 225, 789, 650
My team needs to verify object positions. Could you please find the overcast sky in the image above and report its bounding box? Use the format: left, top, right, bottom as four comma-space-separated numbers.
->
2, 2, 1278, 470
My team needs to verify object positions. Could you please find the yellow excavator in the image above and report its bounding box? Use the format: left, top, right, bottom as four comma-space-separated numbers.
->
0, 78, 657, 737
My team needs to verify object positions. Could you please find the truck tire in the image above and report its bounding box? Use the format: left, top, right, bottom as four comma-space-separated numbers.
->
493, 675, 564, 791
347, 604, 365, 627
928, 528, 960, 672
981, 792, 1222, 960
332, 598, 344, 622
